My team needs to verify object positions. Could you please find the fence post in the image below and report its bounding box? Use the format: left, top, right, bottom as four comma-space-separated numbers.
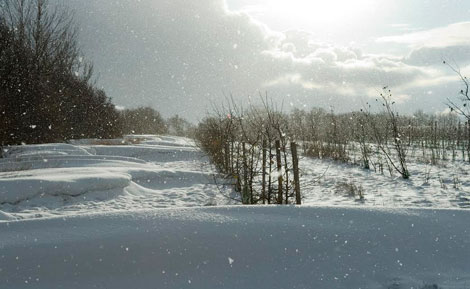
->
291, 142, 301, 205
275, 140, 283, 204
235, 142, 241, 192
242, 142, 249, 204
283, 142, 289, 204
231, 140, 235, 174
249, 144, 254, 204
467, 121, 470, 162
262, 138, 267, 204
224, 141, 230, 173
268, 142, 272, 204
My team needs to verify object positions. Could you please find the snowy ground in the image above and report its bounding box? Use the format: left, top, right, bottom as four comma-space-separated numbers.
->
0, 136, 239, 220
1, 135, 470, 222
0, 135, 236, 221
1, 206, 470, 289
1, 135, 470, 288
299, 154, 470, 209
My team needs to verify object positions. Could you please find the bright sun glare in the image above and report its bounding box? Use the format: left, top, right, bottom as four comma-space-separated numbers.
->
262, 0, 375, 27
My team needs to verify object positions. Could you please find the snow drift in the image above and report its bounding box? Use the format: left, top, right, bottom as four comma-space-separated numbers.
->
0, 136, 234, 220
1, 206, 469, 289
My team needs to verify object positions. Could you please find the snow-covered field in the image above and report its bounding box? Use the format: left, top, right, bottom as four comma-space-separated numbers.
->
1, 135, 470, 289
0, 135, 235, 221
300, 154, 470, 209
2, 135, 469, 222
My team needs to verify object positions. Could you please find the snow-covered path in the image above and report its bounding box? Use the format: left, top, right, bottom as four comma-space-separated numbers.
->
1, 206, 469, 289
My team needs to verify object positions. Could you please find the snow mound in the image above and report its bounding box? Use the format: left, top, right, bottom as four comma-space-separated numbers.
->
1, 206, 469, 289
141, 135, 195, 147
0, 170, 132, 204
90, 144, 201, 163
2, 143, 92, 158
0, 210, 15, 221
0, 155, 147, 172
0, 135, 231, 219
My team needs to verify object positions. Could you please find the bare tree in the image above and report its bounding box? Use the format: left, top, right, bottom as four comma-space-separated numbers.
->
444, 60, 470, 162
364, 88, 410, 179
444, 61, 470, 118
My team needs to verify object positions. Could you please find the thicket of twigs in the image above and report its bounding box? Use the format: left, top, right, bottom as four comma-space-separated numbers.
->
195, 91, 470, 203
195, 98, 302, 205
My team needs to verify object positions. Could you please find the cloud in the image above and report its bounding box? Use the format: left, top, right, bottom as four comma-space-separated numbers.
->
69, 0, 277, 119
67, 0, 461, 120
405, 45, 470, 66
378, 22, 470, 48
262, 32, 434, 96
378, 22, 470, 67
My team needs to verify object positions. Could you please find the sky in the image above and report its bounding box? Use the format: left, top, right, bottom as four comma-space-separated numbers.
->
66, 0, 470, 121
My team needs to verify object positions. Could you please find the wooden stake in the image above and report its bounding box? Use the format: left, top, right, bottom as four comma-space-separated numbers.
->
275, 140, 283, 204
262, 139, 267, 204
242, 142, 249, 204
291, 142, 301, 205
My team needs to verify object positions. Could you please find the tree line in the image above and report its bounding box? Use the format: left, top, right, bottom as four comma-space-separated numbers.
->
0, 0, 192, 146
0, 0, 124, 144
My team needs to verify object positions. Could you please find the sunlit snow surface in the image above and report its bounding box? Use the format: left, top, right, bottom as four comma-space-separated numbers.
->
1, 135, 470, 222
0, 135, 236, 221
299, 155, 470, 209
1, 136, 470, 288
